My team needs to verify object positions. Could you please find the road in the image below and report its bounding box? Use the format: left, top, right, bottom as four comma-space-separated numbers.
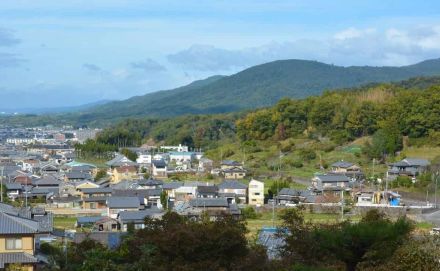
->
422, 209, 440, 226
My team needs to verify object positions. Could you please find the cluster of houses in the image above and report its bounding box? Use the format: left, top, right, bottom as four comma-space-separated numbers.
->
276, 157, 430, 207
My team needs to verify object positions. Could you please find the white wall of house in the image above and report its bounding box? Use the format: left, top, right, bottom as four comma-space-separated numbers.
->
248, 179, 264, 206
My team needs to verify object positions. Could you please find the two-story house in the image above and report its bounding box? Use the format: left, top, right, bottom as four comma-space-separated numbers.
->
312, 174, 350, 194
218, 180, 247, 204
248, 179, 264, 206
151, 160, 167, 179
220, 160, 246, 179
0, 212, 40, 270
387, 158, 430, 180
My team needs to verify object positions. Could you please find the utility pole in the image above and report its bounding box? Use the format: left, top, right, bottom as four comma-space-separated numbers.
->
435, 171, 439, 208
340, 190, 344, 221
0, 166, 3, 203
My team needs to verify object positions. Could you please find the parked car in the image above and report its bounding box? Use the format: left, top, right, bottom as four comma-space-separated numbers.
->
429, 227, 440, 235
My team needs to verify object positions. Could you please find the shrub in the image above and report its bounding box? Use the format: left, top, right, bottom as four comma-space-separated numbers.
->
241, 206, 261, 219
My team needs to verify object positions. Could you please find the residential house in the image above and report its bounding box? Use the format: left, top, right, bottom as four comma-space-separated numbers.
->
151, 160, 167, 179
198, 157, 213, 173
64, 171, 92, 182
136, 153, 152, 165
111, 166, 138, 183
0, 212, 39, 270
107, 197, 140, 219
330, 161, 364, 181
80, 188, 113, 209
197, 185, 218, 198
117, 209, 164, 231
160, 144, 188, 152
169, 151, 195, 163
106, 155, 137, 168
112, 189, 162, 207
276, 188, 315, 205
33, 175, 61, 196
312, 174, 350, 194
175, 198, 240, 219
387, 158, 430, 180
174, 183, 198, 202
248, 179, 264, 206
75, 216, 103, 228
218, 180, 247, 204
94, 217, 120, 232
162, 181, 183, 206
220, 160, 246, 179
138, 179, 163, 190
4, 183, 22, 200
330, 161, 361, 173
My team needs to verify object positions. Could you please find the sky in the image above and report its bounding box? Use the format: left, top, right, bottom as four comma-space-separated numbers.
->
0, 0, 440, 109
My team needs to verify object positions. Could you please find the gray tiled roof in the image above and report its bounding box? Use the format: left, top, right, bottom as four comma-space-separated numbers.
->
66, 172, 92, 180
138, 179, 164, 186
162, 181, 183, 190
221, 160, 242, 166
0, 202, 19, 215
107, 196, 140, 209
218, 180, 247, 190
0, 252, 38, 268
35, 175, 61, 186
0, 212, 39, 234
189, 198, 229, 208
81, 188, 113, 194
314, 174, 350, 183
331, 161, 354, 168
152, 159, 166, 168
5, 182, 22, 190
404, 158, 430, 166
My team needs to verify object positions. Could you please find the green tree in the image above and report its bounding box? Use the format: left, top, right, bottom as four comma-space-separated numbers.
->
160, 191, 168, 210
120, 148, 138, 161
94, 168, 107, 181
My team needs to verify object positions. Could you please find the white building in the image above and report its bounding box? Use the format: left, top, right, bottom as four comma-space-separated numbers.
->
160, 144, 189, 152
169, 151, 195, 163
248, 179, 264, 206
136, 154, 152, 164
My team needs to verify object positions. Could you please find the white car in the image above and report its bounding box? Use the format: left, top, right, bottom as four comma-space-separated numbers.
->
429, 227, 440, 235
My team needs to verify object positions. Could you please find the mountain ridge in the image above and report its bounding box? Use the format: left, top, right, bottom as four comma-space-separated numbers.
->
44, 58, 440, 123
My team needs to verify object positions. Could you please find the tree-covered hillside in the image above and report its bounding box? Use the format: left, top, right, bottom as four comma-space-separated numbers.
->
84, 76, 440, 154
71, 58, 440, 122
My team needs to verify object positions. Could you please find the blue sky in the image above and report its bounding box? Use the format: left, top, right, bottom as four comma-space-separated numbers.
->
0, 0, 440, 109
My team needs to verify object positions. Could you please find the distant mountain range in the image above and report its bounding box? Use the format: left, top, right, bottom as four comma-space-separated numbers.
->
69, 58, 440, 123
0, 100, 112, 115
10, 58, 440, 125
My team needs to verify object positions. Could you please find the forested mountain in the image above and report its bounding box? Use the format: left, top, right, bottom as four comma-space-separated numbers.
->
81, 76, 440, 160
73, 58, 440, 122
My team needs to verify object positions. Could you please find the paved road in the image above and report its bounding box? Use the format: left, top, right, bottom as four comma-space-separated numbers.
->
422, 209, 440, 226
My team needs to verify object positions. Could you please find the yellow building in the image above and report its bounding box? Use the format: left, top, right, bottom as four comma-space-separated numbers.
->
248, 179, 264, 206
112, 166, 138, 183
0, 212, 40, 271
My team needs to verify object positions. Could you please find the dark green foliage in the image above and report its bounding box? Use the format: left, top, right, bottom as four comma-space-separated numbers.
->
298, 149, 316, 162
45, 59, 440, 122
278, 209, 413, 271
391, 176, 413, 188
94, 168, 107, 181
241, 206, 261, 219
74, 139, 117, 159
120, 148, 138, 161
268, 180, 290, 199
160, 191, 168, 210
